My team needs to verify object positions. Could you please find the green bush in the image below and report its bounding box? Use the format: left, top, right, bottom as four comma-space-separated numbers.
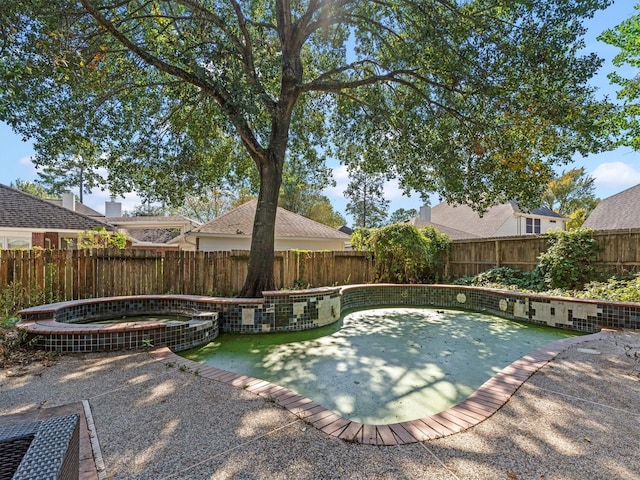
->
577, 274, 640, 302
454, 266, 542, 291
358, 223, 449, 284
535, 229, 602, 290
350, 227, 375, 252
0, 280, 54, 320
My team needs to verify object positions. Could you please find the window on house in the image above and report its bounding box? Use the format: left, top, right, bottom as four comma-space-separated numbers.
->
60, 237, 77, 249
5, 237, 31, 249
526, 218, 541, 234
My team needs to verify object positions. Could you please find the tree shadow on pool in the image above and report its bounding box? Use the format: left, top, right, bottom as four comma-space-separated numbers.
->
183, 307, 578, 424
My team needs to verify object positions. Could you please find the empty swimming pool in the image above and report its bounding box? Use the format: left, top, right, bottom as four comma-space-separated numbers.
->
182, 307, 580, 424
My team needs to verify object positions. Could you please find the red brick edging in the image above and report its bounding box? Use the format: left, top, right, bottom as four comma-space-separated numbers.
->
150, 331, 610, 446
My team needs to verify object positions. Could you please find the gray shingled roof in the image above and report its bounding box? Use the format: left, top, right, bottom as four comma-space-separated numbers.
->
0, 184, 112, 231
194, 200, 351, 239
511, 201, 565, 219
126, 228, 181, 243
46, 199, 104, 217
583, 184, 640, 231
105, 215, 200, 227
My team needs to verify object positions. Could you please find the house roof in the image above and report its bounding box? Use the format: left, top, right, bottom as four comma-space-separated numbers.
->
105, 215, 201, 230
45, 199, 104, 217
582, 183, 640, 231
191, 200, 351, 239
0, 184, 112, 231
126, 228, 182, 243
410, 200, 565, 239
407, 218, 481, 240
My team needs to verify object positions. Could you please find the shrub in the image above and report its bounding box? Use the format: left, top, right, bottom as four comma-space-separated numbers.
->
454, 266, 542, 291
350, 227, 376, 252
0, 280, 57, 319
419, 225, 450, 282
363, 223, 449, 284
77, 227, 127, 249
577, 274, 640, 302
534, 229, 602, 290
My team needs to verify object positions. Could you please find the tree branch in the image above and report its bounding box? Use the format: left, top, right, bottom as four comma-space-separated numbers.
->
78, 0, 266, 163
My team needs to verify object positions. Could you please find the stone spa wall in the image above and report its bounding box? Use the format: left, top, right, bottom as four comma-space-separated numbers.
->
17, 284, 639, 352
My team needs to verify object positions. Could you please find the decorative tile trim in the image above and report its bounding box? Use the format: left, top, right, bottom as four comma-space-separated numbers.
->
16, 285, 639, 353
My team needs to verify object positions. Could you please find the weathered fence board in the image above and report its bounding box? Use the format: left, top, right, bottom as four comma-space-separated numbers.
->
446, 229, 640, 278
2, 228, 640, 309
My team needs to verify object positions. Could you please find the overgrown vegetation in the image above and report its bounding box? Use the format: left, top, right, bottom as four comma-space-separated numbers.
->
0, 281, 58, 369
1, 318, 55, 369
351, 224, 450, 283
453, 229, 640, 301
1, 281, 48, 319
456, 266, 542, 291
536, 229, 602, 290
77, 227, 127, 249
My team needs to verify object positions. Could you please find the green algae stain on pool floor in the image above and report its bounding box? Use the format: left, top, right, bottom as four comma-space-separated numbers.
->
181, 307, 580, 424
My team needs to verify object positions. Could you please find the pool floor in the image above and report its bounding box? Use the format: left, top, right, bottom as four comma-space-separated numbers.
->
182, 307, 579, 424
92, 314, 191, 324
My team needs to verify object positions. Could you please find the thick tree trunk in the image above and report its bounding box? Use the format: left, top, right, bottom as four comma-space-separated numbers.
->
239, 2, 301, 297
239, 155, 284, 298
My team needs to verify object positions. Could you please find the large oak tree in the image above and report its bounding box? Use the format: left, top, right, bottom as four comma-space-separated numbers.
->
1, 0, 612, 296
599, 2, 640, 150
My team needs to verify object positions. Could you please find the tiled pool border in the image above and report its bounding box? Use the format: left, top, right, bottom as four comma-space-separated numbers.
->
16, 284, 633, 444
17, 284, 639, 353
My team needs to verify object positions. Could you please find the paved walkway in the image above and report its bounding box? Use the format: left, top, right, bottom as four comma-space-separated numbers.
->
1, 330, 639, 479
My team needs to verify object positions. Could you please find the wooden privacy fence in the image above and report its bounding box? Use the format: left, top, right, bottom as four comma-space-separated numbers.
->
0, 249, 375, 304
2, 228, 640, 308
446, 228, 640, 278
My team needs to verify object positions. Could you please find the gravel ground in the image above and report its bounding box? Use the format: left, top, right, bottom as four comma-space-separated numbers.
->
1, 330, 639, 480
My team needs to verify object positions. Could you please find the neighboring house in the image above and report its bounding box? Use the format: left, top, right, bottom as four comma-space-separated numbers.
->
104, 201, 200, 251
338, 225, 353, 236
409, 201, 566, 240
582, 183, 640, 231
0, 184, 113, 249
171, 200, 351, 251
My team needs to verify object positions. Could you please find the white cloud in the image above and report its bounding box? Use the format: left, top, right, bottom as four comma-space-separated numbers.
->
591, 162, 640, 188
17, 155, 36, 167
325, 164, 414, 201
324, 164, 349, 198
383, 178, 414, 202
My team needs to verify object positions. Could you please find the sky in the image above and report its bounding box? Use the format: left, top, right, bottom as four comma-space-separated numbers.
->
1, 1, 639, 222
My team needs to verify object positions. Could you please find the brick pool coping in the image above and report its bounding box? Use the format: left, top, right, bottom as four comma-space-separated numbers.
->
150, 330, 611, 446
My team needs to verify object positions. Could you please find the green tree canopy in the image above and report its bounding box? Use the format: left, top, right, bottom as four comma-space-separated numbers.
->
35, 155, 104, 204
10, 179, 58, 199
278, 156, 345, 227
542, 167, 599, 229
599, 3, 640, 149
0, 0, 613, 296
344, 168, 389, 228
388, 208, 418, 225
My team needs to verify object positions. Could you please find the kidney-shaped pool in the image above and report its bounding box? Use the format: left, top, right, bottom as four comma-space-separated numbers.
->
181, 307, 580, 424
